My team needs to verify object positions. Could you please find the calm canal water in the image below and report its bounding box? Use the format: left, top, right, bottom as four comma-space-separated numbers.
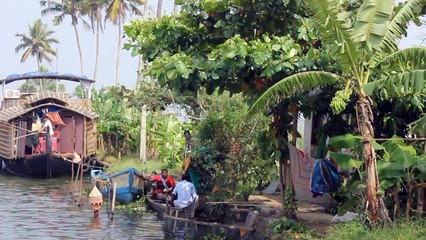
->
0, 171, 179, 240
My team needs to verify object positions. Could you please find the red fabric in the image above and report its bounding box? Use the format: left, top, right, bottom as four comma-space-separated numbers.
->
46, 112, 65, 126
152, 175, 175, 193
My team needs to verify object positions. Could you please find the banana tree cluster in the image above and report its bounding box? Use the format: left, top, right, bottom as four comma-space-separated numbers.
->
250, 0, 425, 224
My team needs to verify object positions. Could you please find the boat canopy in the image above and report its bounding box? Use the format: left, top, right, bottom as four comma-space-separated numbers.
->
0, 72, 95, 85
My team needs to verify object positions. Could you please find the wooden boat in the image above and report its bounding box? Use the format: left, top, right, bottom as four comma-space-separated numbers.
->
146, 194, 168, 214
0, 73, 98, 178
91, 167, 145, 204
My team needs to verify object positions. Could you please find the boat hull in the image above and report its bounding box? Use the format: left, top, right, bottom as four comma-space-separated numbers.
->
91, 168, 145, 204
2, 153, 75, 178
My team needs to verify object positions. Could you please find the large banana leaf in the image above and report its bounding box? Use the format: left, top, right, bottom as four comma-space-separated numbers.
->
248, 71, 341, 115
382, 139, 417, 168
364, 69, 426, 96
305, 0, 361, 74
375, 0, 425, 60
374, 47, 426, 70
353, 0, 394, 48
409, 113, 426, 136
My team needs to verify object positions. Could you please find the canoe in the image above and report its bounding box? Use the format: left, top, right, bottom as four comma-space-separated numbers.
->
146, 194, 167, 214
91, 167, 145, 204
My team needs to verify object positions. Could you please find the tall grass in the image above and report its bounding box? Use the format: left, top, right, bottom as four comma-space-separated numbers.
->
107, 153, 182, 176
324, 220, 426, 240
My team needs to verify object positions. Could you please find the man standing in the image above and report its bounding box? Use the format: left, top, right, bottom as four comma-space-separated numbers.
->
31, 118, 42, 153
144, 169, 175, 202
172, 173, 198, 209
40, 114, 54, 152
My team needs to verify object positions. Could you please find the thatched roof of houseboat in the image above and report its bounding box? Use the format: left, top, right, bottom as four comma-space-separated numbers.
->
0, 102, 98, 122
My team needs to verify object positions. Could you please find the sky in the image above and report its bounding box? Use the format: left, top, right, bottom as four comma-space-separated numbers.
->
0, 0, 424, 96
0, 0, 175, 93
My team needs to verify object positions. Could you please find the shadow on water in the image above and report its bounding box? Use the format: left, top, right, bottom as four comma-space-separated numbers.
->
0, 171, 195, 240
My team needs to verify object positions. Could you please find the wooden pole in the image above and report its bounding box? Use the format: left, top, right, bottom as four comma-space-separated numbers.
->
140, 105, 147, 167
110, 182, 117, 220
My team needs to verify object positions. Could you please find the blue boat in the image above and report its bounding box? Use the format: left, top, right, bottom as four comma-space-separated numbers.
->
91, 168, 145, 204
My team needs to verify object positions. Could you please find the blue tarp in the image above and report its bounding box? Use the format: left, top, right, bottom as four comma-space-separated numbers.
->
310, 159, 341, 197
6, 72, 88, 79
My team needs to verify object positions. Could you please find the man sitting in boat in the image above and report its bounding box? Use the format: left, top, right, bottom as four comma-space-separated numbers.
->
171, 173, 198, 209
144, 169, 175, 202
39, 114, 54, 152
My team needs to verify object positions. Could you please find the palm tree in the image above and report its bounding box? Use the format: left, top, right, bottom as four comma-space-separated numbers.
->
40, 0, 90, 76
249, 0, 426, 224
81, 0, 108, 81
105, 0, 144, 86
15, 19, 59, 89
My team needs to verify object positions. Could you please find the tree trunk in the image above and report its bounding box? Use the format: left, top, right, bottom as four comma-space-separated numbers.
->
157, 0, 163, 19
37, 60, 43, 91
356, 96, 390, 224
115, 21, 122, 87
273, 112, 286, 212
72, 23, 84, 76
93, 11, 100, 81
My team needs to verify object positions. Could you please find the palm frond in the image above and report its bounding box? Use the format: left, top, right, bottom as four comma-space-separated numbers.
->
20, 48, 33, 63
364, 69, 426, 96
353, 0, 394, 48
248, 71, 343, 115
375, 0, 424, 59
305, 0, 361, 77
106, 0, 124, 24
374, 47, 426, 71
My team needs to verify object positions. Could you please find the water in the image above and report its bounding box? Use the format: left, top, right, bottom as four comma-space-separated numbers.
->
0, 172, 172, 240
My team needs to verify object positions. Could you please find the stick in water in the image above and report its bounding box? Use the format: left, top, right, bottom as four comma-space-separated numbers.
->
110, 182, 117, 220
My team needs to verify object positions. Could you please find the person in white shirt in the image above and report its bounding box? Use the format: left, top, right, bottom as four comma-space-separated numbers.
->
40, 114, 54, 152
172, 173, 198, 209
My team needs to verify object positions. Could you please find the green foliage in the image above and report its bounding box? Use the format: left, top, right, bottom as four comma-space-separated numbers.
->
270, 217, 319, 239
189, 92, 275, 200
328, 134, 426, 216
324, 220, 426, 240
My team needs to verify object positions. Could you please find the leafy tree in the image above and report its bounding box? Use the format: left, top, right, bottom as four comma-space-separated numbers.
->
249, 0, 426, 224
15, 19, 59, 89
105, 0, 144, 86
124, 0, 325, 213
40, 0, 90, 76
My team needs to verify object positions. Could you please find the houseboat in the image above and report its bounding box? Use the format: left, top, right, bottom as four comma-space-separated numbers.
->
0, 72, 98, 178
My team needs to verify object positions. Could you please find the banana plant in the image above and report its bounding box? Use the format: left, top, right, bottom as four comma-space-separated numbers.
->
249, 0, 426, 223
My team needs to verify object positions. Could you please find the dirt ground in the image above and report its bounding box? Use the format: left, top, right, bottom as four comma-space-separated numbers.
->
249, 194, 333, 235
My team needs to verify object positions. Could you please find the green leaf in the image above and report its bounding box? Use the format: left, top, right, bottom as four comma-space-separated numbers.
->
375, 0, 424, 58
378, 161, 405, 178
248, 71, 342, 115
330, 152, 363, 170
382, 139, 417, 168
379, 178, 397, 192
416, 157, 426, 173
328, 134, 362, 149
353, 0, 394, 48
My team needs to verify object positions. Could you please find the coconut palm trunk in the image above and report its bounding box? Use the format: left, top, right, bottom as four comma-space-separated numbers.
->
72, 23, 84, 75
93, 10, 100, 81
115, 21, 123, 87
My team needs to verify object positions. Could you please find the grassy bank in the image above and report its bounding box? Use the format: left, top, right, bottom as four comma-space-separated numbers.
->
269, 218, 426, 240
104, 152, 182, 176
324, 220, 426, 240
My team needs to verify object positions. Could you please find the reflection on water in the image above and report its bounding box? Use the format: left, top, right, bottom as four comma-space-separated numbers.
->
0, 172, 170, 240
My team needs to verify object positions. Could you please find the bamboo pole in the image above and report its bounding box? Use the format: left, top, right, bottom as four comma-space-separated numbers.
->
139, 105, 147, 167
110, 182, 117, 220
